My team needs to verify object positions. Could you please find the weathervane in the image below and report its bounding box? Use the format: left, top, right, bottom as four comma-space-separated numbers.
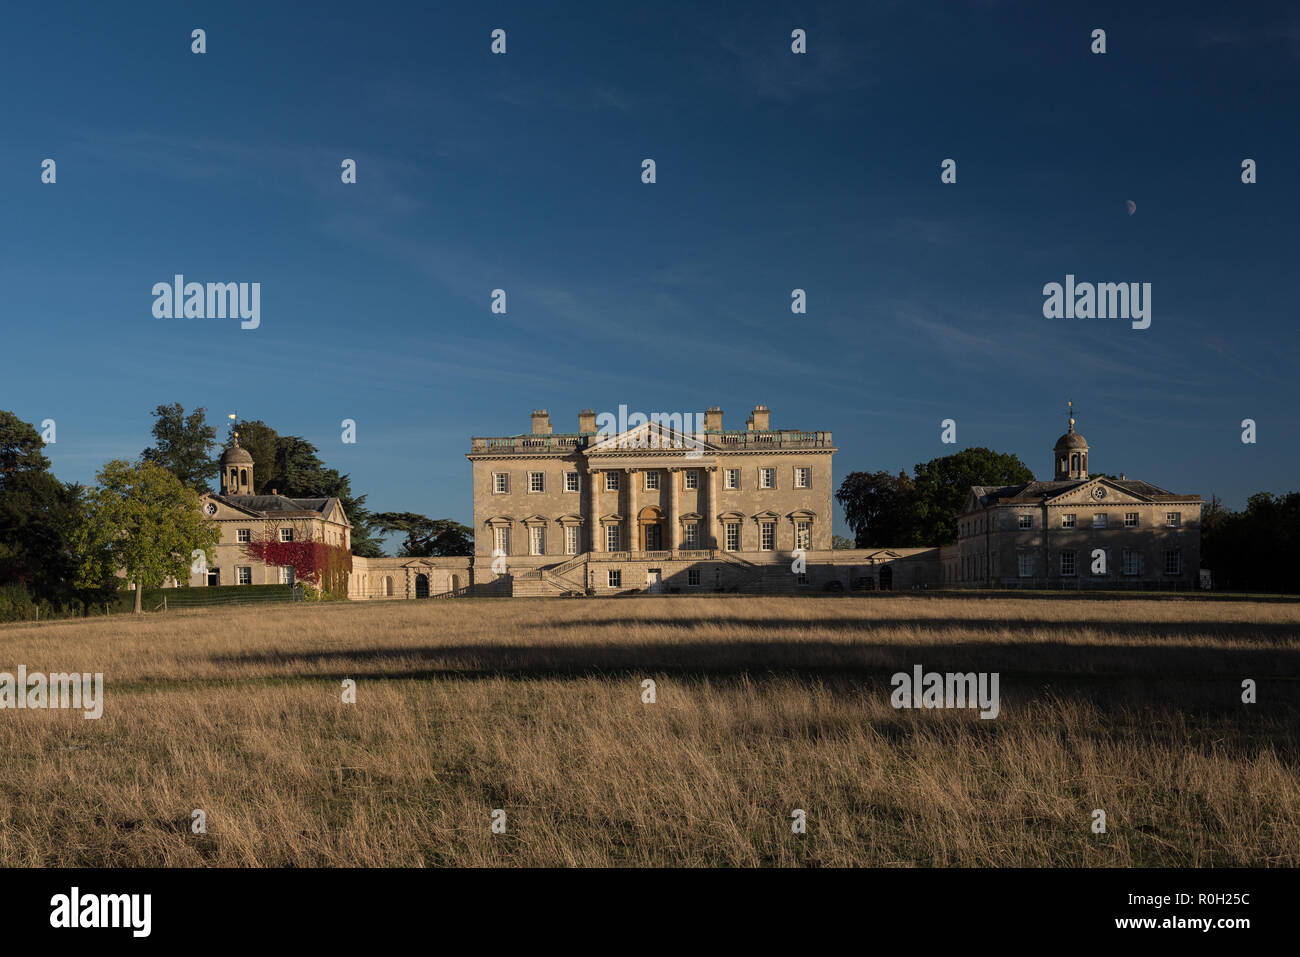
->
1067, 399, 1075, 432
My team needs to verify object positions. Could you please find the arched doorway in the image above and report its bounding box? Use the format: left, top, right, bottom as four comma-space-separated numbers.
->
451, 574, 460, 593
879, 565, 893, 591
415, 573, 430, 599
638, 506, 665, 551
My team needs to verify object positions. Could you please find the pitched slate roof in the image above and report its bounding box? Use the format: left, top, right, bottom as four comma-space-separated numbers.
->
211, 493, 348, 522
971, 478, 1193, 507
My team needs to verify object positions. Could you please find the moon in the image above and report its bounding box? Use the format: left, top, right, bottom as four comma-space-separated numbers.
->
1126, 200, 1136, 216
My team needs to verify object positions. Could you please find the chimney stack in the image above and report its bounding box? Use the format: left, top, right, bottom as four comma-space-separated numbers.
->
747, 404, 770, 431
704, 407, 723, 431
530, 409, 552, 435
578, 409, 596, 433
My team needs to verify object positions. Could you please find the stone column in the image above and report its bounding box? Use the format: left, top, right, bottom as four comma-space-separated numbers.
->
591, 468, 601, 552
626, 467, 638, 553
707, 466, 719, 550
668, 467, 680, 553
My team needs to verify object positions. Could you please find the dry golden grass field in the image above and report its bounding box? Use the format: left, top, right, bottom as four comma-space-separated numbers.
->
0, 594, 1297, 867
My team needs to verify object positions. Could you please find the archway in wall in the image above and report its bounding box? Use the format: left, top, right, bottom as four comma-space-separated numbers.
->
415, 573, 430, 599
879, 565, 893, 591
638, 506, 665, 551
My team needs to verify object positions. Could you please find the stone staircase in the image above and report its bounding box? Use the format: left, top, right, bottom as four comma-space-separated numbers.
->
511, 557, 589, 597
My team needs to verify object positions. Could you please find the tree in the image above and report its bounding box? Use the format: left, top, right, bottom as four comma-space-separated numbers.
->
831, 534, 854, 550
73, 460, 220, 613
0, 411, 84, 604
835, 470, 919, 547
910, 448, 1034, 546
0, 410, 51, 474
141, 403, 219, 490
0, 471, 83, 600
1202, 491, 1300, 592
371, 513, 473, 557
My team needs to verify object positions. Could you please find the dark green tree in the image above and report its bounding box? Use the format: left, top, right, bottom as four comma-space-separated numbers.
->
371, 513, 473, 557
835, 470, 920, 547
0, 409, 51, 474
0, 412, 85, 603
909, 448, 1034, 546
141, 403, 219, 490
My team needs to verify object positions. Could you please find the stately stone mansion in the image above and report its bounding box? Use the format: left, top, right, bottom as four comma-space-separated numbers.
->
946, 407, 1202, 588
183, 404, 1202, 597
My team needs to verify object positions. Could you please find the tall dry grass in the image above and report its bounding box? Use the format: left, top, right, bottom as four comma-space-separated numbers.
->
0, 594, 1295, 866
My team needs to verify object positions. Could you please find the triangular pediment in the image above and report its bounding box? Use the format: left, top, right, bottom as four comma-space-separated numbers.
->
585, 421, 720, 456
1045, 478, 1148, 506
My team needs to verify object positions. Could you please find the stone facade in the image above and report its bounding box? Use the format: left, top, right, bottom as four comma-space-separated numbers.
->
946, 407, 1202, 588
187, 436, 352, 587
467, 406, 846, 595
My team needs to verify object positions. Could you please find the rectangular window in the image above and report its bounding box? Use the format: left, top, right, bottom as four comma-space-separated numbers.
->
683, 524, 700, 549
1092, 513, 1107, 528
1167, 512, 1181, 527
759, 523, 775, 551
237, 528, 251, 543
608, 570, 621, 588
493, 526, 511, 555
1061, 514, 1076, 528
796, 572, 809, 586
1165, 549, 1182, 575
1017, 553, 1033, 578
493, 472, 509, 494
237, 566, 252, 585
1125, 512, 1139, 528
795, 521, 811, 550
564, 526, 579, 555
606, 525, 621, 552
684, 470, 698, 490
564, 472, 580, 493
1060, 551, 1076, 576
725, 524, 740, 551
1018, 514, 1033, 529
644, 471, 660, 491
605, 471, 619, 492
759, 468, 775, 489
529, 526, 545, 555
528, 472, 544, 493
278, 566, 294, 585
794, 467, 811, 489
687, 569, 701, 587
1123, 549, 1139, 576
724, 469, 739, 490
279, 527, 294, 543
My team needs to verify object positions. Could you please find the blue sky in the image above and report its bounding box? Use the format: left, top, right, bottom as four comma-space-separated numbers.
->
4, 1, 1296, 544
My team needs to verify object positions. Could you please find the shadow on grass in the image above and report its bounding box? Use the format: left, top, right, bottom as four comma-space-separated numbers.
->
513, 615, 1300, 642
